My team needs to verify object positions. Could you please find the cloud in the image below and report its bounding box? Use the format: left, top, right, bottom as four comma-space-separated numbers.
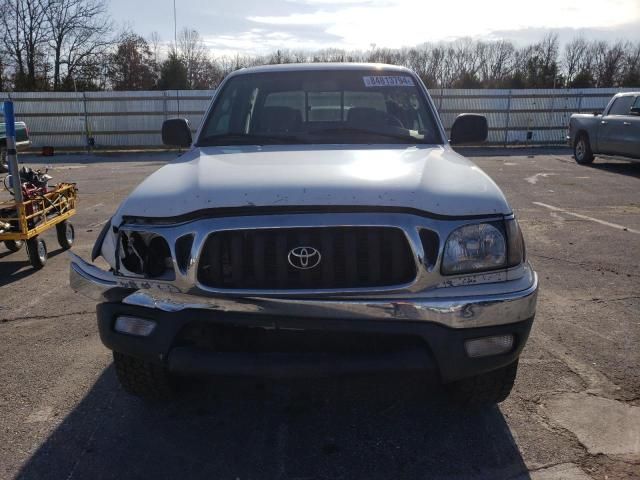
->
202, 28, 336, 56
489, 21, 640, 46
248, 0, 640, 50
125, 0, 639, 57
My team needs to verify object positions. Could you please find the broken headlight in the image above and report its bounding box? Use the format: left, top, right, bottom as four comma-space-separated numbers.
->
118, 231, 173, 278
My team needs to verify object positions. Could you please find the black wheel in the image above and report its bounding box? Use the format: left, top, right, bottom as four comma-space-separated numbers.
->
446, 360, 519, 407
113, 351, 175, 400
574, 134, 594, 165
4, 240, 24, 252
26, 236, 47, 269
56, 220, 74, 250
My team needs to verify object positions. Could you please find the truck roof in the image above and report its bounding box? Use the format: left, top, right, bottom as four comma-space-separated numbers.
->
229, 62, 413, 76
612, 91, 639, 98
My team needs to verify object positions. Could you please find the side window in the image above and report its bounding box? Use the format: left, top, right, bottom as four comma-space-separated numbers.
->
202, 85, 257, 137
608, 96, 634, 116
633, 96, 640, 109
203, 89, 236, 136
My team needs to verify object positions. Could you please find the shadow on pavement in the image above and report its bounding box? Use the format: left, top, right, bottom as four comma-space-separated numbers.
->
0, 248, 65, 287
17, 366, 529, 480
589, 160, 640, 179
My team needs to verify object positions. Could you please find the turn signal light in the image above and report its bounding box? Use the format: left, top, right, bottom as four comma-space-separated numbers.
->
114, 316, 156, 337
464, 334, 514, 358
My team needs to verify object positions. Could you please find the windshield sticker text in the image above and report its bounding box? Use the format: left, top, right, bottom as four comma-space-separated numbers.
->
363, 76, 415, 87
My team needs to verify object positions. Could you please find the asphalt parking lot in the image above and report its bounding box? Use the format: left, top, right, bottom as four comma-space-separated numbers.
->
0, 148, 639, 480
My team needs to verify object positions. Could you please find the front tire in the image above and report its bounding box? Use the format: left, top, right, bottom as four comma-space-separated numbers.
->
446, 360, 519, 407
26, 237, 47, 269
113, 351, 175, 400
574, 134, 594, 165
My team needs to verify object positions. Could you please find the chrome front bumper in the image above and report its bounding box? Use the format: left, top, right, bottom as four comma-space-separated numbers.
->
70, 252, 538, 329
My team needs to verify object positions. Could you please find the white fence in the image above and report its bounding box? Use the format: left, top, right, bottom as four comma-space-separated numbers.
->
1, 88, 636, 149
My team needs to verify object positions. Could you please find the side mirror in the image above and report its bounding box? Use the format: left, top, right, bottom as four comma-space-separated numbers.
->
450, 114, 488, 145
630, 107, 640, 116
162, 118, 192, 147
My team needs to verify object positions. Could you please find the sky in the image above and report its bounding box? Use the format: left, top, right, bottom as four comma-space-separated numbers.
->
111, 0, 640, 55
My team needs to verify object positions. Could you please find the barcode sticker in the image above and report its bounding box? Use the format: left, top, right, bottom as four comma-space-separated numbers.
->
363, 76, 415, 87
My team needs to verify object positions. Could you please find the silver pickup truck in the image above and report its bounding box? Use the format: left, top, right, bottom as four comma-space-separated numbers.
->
568, 92, 640, 164
70, 63, 538, 406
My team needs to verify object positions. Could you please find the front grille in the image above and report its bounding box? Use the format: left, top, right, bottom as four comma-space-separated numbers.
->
197, 227, 416, 290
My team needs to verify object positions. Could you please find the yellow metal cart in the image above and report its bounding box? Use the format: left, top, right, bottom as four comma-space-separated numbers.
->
0, 182, 78, 269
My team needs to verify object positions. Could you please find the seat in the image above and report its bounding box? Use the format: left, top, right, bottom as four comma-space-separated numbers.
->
255, 106, 302, 134
346, 107, 403, 129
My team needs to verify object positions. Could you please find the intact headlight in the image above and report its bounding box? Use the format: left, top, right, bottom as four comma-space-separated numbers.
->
442, 223, 507, 275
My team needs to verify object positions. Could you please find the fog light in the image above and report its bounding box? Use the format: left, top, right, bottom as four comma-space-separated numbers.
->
464, 334, 514, 358
114, 316, 156, 336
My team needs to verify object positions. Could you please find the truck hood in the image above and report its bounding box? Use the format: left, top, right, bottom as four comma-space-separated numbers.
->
113, 145, 510, 222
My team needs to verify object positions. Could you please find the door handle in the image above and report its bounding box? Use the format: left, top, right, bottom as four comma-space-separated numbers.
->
601, 120, 608, 125
623, 121, 631, 126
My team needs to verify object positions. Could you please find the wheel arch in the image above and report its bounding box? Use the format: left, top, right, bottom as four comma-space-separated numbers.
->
574, 129, 590, 147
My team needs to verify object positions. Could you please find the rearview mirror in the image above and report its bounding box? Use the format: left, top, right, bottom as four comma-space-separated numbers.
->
630, 107, 640, 116
162, 118, 192, 147
450, 114, 488, 145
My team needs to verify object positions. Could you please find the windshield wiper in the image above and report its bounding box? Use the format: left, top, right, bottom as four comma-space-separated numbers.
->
197, 133, 307, 146
308, 127, 423, 143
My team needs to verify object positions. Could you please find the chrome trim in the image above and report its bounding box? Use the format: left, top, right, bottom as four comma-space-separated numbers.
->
70, 251, 538, 329
114, 212, 520, 297
69, 252, 118, 300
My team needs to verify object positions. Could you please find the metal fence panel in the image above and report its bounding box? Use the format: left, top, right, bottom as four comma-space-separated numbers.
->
1, 87, 637, 148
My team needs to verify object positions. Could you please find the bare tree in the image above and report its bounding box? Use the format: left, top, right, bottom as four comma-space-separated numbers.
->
563, 38, 588, 85
176, 28, 209, 88
1, 0, 50, 90
621, 42, 640, 86
0, 53, 7, 91
42, 0, 113, 90
484, 40, 516, 87
598, 41, 626, 87
149, 31, 162, 64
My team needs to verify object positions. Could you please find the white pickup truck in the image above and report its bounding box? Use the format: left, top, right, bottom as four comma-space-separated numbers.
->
70, 64, 538, 405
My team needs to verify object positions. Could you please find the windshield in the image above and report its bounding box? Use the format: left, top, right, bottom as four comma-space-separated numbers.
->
197, 70, 442, 146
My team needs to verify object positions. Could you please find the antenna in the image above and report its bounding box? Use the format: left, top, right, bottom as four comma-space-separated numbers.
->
173, 0, 180, 117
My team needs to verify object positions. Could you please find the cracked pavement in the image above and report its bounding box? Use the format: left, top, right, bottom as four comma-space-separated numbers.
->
0, 149, 639, 479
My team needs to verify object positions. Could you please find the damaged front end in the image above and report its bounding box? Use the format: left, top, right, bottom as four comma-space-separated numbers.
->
69, 211, 538, 330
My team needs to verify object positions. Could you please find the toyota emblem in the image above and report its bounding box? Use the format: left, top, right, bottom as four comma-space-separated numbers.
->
287, 246, 321, 270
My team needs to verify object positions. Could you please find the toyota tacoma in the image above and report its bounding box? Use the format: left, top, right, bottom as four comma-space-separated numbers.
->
70, 64, 538, 405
